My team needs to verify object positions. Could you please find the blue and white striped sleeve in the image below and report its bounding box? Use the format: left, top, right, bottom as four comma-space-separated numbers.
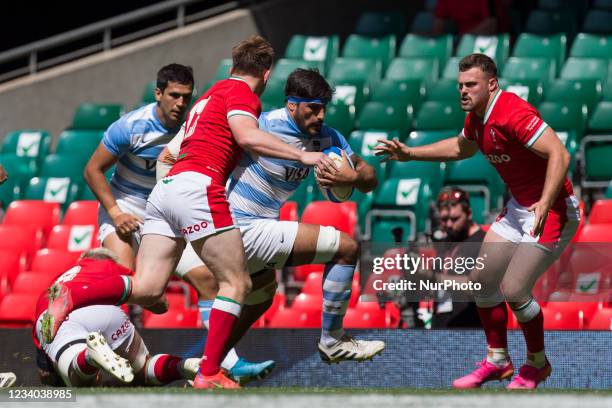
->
102, 117, 132, 157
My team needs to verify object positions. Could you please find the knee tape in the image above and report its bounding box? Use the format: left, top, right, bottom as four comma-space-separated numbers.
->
311, 226, 341, 264
244, 280, 277, 306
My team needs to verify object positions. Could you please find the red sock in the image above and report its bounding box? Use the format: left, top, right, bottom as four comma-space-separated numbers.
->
146, 354, 182, 385
518, 309, 545, 353
200, 296, 241, 376
477, 302, 508, 348
75, 349, 97, 375
69, 275, 131, 308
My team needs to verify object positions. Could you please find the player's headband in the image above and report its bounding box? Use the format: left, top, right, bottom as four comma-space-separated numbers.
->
287, 96, 329, 105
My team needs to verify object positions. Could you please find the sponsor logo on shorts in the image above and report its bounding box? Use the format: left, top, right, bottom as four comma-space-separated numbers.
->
484, 153, 511, 163
162, 178, 173, 184
182, 221, 210, 235
111, 319, 131, 341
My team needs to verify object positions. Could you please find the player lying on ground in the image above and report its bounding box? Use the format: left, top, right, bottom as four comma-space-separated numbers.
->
83, 62, 274, 384
158, 68, 385, 364
375, 53, 578, 390
34, 248, 200, 387
42, 36, 334, 389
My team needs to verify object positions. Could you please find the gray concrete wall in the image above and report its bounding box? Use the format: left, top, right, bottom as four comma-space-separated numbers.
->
0, 9, 259, 143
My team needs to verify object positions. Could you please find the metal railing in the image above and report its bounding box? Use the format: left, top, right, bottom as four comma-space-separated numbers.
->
0, 0, 241, 83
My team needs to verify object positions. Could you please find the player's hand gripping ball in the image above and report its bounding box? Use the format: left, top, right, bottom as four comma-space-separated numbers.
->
317, 146, 354, 202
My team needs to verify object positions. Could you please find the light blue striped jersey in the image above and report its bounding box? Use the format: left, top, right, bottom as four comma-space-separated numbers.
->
227, 107, 353, 221
103, 103, 177, 199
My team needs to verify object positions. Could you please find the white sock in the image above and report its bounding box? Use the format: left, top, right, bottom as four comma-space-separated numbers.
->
486, 347, 509, 367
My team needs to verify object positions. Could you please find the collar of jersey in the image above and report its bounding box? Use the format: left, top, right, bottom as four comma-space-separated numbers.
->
482, 88, 502, 125
229, 76, 249, 85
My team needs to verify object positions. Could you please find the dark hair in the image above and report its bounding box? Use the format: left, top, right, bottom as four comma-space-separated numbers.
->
156, 63, 194, 93
284, 68, 333, 103
231, 35, 274, 77
458, 53, 498, 78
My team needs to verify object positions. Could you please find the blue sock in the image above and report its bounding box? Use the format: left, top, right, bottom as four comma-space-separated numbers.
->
198, 299, 213, 328
321, 264, 355, 346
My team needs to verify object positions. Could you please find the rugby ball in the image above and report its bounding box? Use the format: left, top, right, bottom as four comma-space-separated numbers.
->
318, 146, 355, 203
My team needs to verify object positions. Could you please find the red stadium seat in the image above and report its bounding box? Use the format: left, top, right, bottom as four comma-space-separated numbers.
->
344, 307, 388, 328
3, 200, 61, 238
542, 302, 584, 330
47, 225, 98, 253
62, 200, 99, 225
301, 201, 357, 237
263, 293, 286, 324
142, 309, 201, 328
0, 249, 27, 292
293, 264, 324, 282
576, 224, 612, 242
0, 225, 44, 263
588, 200, 612, 225
0, 293, 38, 326
291, 293, 322, 312
587, 308, 612, 330
11, 272, 55, 294
267, 307, 321, 328
279, 201, 298, 221
30, 249, 80, 275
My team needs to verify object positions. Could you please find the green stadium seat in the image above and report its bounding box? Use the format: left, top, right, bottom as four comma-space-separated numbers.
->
141, 80, 157, 104
40, 154, 89, 182
330, 80, 368, 114
55, 130, 104, 158
78, 166, 113, 201
524, 10, 576, 39
355, 11, 406, 38
569, 33, 612, 58
406, 130, 457, 146
24, 177, 80, 211
284, 35, 340, 72
539, 0, 589, 19
426, 79, 459, 102
71, 103, 124, 130
555, 130, 579, 174
350, 188, 375, 234
349, 130, 401, 158
583, 10, 612, 34
580, 135, 612, 188
398, 34, 453, 68
367, 178, 433, 241
387, 161, 444, 193
410, 12, 435, 35
386, 58, 439, 83
455, 34, 510, 70
269, 59, 325, 84
213, 58, 232, 81
605, 182, 612, 198
498, 78, 544, 106
444, 154, 505, 222
342, 34, 396, 72
442, 57, 460, 79
1, 130, 51, 167
260, 79, 286, 110
0, 153, 37, 192
501, 57, 556, 87
356, 102, 412, 136
370, 79, 425, 113
560, 58, 610, 83
588, 101, 612, 133
0, 178, 20, 210
415, 101, 465, 131
512, 33, 567, 76
325, 102, 355, 137
544, 79, 603, 112
328, 58, 382, 89
538, 102, 589, 140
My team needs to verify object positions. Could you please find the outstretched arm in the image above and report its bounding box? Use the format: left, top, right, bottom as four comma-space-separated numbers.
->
374, 135, 479, 162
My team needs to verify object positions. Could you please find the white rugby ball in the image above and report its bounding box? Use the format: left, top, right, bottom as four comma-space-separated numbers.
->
318, 146, 354, 202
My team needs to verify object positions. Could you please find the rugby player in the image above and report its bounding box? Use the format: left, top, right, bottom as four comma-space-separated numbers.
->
375, 53, 579, 389
43, 36, 334, 389
159, 68, 385, 363
34, 248, 200, 387
83, 63, 274, 384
